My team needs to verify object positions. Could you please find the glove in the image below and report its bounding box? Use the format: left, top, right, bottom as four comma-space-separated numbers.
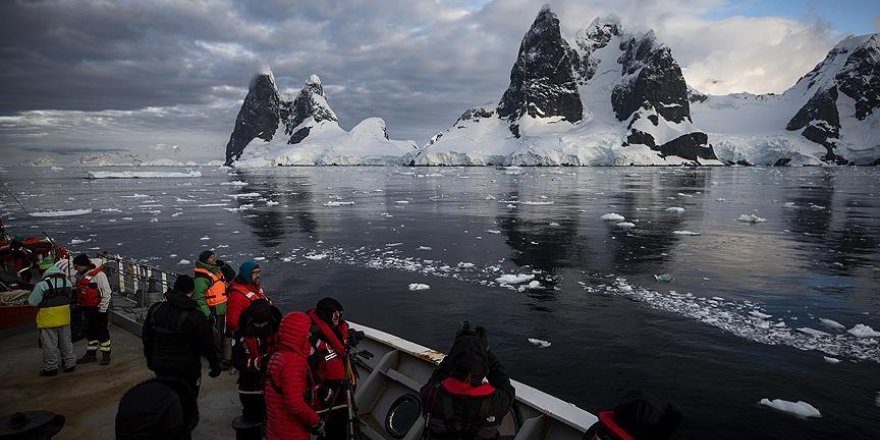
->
208, 365, 222, 378
216, 259, 225, 267
310, 420, 326, 437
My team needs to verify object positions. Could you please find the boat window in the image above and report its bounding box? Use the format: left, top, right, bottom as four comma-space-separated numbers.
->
385, 394, 421, 438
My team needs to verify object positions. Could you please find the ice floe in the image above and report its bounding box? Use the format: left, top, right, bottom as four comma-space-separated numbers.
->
324, 201, 355, 207
819, 318, 846, 331
528, 338, 552, 348
665, 207, 685, 214
673, 230, 701, 236
178, 259, 191, 265
30, 209, 92, 217
823, 356, 841, 364
737, 214, 766, 223
847, 324, 880, 338
88, 170, 202, 179
616, 222, 635, 229
408, 283, 430, 291
496, 274, 535, 284
600, 213, 625, 221
220, 181, 248, 186
758, 399, 821, 419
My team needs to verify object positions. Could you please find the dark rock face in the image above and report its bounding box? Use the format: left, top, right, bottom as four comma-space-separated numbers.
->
454, 106, 495, 128
224, 74, 281, 165
658, 133, 717, 161
496, 6, 583, 136
787, 87, 842, 163
282, 78, 337, 142
836, 35, 880, 121
612, 36, 691, 124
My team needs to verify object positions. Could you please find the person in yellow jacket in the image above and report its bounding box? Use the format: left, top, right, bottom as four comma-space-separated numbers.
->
28, 263, 77, 376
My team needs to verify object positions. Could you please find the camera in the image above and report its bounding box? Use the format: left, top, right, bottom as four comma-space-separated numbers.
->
348, 329, 365, 348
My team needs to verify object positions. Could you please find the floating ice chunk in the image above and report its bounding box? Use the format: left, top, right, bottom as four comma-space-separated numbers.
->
150, 218, 159, 223
496, 274, 534, 284
70, 239, 90, 245
750, 311, 772, 319
394, 200, 410, 204
30, 209, 92, 217
253, 257, 266, 261
305, 254, 328, 260
819, 318, 846, 331
847, 324, 880, 338
737, 214, 766, 223
386, 243, 404, 247
528, 338, 551, 348
230, 193, 260, 198
673, 230, 701, 236
178, 259, 191, 265
783, 202, 797, 208
458, 262, 475, 268
654, 273, 674, 282
169, 254, 177, 258
266, 201, 279, 206
485, 195, 496, 200
408, 283, 430, 291
220, 181, 248, 186
200, 236, 210, 241
171, 212, 183, 218
809, 204, 825, 210
525, 280, 542, 289
487, 229, 501, 234
616, 222, 635, 229
197, 203, 228, 207
600, 213, 625, 221
418, 246, 432, 251
100, 208, 121, 212
549, 222, 560, 226
506, 204, 516, 209
121, 217, 133, 221
758, 399, 821, 419
823, 356, 841, 364
89, 171, 201, 179
324, 201, 355, 207
796, 327, 830, 338
666, 207, 685, 214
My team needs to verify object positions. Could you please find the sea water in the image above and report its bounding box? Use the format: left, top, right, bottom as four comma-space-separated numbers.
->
2, 165, 878, 439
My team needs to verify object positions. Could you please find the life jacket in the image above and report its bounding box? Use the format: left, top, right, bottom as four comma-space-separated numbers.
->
424, 378, 499, 440
586, 411, 636, 440
194, 266, 227, 307
75, 266, 104, 307
39, 274, 73, 308
229, 282, 267, 302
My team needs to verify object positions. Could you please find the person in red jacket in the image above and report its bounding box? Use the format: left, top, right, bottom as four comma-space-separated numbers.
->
226, 260, 268, 334
265, 312, 324, 440
307, 297, 351, 440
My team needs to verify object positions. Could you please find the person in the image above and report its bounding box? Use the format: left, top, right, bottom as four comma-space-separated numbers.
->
420, 322, 515, 440
583, 391, 682, 440
231, 298, 281, 426
307, 297, 352, 440
27, 262, 76, 376
226, 260, 269, 335
265, 312, 324, 440
72, 253, 112, 365
115, 376, 199, 440
142, 275, 222, 398
10, 235, 38, 284
192, 250, 231, 363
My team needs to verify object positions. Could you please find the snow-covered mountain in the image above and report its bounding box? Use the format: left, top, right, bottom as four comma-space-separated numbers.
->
693, 34, 880, 166
411, 8, 719, 166
225, 71, 417, 167
413, 7, 879, 166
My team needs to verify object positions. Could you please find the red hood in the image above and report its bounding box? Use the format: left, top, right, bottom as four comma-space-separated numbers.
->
277, 312, 312, 356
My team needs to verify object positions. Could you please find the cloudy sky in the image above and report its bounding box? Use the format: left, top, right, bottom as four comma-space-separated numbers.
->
1, 0, 878, 163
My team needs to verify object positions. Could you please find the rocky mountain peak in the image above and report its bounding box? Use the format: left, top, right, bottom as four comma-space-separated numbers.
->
576, 15, 623, 52
224, 72, 282, 165
495, 5, 583, 136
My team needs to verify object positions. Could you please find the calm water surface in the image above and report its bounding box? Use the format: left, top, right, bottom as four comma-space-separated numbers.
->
2, 165, 879, 439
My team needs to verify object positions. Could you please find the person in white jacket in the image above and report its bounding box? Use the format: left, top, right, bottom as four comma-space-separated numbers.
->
72, 254, 113, 365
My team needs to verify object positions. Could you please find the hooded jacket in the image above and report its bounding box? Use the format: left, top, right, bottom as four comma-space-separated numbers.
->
142, 289, 221, 378
192, 260, 227, 317
226, 261, 268, 334
265, 312, 320, 440
74, 258, 112, 312
27, 265, 72, 328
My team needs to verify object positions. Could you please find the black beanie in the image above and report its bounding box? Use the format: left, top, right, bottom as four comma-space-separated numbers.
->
73, 254, 91, 267
198, 250, 215, 263
174, 275, 195, 294
316, 297, 343, 323
448, 332, 489, 385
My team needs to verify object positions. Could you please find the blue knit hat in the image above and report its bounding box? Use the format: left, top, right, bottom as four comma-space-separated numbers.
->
238, 260, 259, 284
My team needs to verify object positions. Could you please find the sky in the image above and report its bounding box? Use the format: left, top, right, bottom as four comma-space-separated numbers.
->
0, 0, 877, 163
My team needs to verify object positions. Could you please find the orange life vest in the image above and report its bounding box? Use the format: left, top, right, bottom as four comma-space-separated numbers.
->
194, 266, 227, 307
76, 266, 104, 307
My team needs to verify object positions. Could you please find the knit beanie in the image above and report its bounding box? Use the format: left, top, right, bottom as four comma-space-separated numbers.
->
174, 275, 195, 294
316, 297, 343, 324
198, 250, 215, 263
73, 254, 91, 267
238, 260, 259, 284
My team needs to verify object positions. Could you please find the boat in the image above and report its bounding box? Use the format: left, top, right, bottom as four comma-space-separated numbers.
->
99, 254, 598, 439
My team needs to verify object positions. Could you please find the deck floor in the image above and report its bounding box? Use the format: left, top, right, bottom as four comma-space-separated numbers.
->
0, 323, 241, 439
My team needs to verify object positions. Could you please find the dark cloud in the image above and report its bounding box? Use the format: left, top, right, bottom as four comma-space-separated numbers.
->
0, 0, 850, 162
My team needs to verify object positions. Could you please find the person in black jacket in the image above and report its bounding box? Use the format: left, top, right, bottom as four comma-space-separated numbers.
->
142, 275, 222, 398
420, 322, 515, 440
115, 376, 199, 440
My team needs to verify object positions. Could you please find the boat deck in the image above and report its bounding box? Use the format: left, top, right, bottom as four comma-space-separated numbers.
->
0, 323, 240, 439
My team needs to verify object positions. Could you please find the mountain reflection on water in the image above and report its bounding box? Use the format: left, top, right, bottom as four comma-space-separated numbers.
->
2, 165, 878, 439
